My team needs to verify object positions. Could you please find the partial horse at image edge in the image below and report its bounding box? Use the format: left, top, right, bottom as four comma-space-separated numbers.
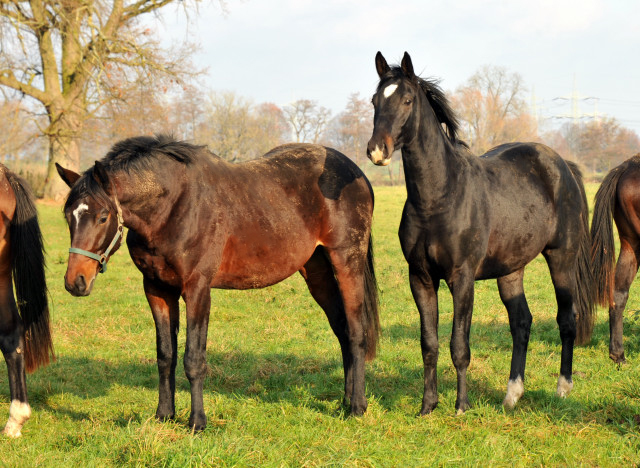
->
591, 153, 640, 363
0, 166, 54, 437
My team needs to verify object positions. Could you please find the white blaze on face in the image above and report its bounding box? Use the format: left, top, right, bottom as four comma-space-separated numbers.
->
3, 400, 31, 438
383, 84, 398, 98
503, 376, 524, 408
73, 203, 89, 227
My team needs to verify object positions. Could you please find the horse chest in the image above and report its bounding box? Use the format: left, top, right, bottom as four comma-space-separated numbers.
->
130, 250, 181, 286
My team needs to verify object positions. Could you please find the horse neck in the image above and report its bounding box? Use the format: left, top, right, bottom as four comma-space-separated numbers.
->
111, 170, 179, 237
401, 103, 462, 211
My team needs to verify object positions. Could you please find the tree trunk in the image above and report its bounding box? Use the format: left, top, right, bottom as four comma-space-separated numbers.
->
42, 111, 81, 201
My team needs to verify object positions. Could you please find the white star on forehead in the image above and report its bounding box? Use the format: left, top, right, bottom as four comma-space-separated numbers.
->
72, 203, 89, 226
383, 84, 398, 98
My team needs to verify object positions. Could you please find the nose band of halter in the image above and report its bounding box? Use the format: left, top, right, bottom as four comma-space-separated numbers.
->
68, 196, 124, 274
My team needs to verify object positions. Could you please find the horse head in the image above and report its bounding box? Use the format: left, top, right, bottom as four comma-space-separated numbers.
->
367, 51, 420, 166
57, 162, 124, 296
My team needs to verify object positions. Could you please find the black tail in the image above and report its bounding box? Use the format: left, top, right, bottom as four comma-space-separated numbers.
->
566, 161, 596, 345
363, 234, 380, 361
6, 170, 54, 372
590, 162, 629, 309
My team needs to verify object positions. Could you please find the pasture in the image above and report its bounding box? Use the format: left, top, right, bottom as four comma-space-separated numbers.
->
1, 183, 640, 466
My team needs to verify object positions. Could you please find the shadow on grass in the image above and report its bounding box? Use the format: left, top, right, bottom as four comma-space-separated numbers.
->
8, 332, 636, 436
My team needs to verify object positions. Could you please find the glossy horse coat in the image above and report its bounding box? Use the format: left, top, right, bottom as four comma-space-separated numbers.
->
57, 135, 379, 430
591, 154, 640, 363
367, 52, 595, 414
0, 166, 54, 437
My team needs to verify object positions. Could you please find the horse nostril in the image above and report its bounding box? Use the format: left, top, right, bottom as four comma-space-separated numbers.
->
75, 275, 86, 292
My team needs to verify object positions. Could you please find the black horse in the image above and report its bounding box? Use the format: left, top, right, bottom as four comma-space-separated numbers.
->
367, 52, 595, 414
0, 166, 54, 437
56, 135, 379, 431
591, 154, 640, 363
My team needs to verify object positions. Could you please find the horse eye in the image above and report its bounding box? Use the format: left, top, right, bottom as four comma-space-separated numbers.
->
404, 99, 412, 105
99, 215, 108, 224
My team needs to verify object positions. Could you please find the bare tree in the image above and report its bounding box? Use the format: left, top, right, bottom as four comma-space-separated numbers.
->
199, 91, 289, 162
0, 100, 38, 162
329, 93, 372, 166
283, 99, 331, 144
545, 118, 640, 173
452, 65, 538, 154
0, 1, 214, 199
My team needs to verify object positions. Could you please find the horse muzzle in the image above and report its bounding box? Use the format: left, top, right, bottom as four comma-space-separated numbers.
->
367, 135, 394, 166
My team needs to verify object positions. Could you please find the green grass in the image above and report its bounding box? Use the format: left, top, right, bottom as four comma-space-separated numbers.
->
2, 183, 640, 466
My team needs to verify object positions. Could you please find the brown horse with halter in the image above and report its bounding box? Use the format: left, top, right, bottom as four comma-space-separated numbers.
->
591, 154, 640, 363
0, 166, 54, 437
56, 135, 379, 431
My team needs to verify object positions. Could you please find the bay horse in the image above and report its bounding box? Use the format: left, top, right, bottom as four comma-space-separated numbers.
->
367, 52, 595, 414
56, 135, 379, 431
591, 154, 640, 364
0, 166, 54, 437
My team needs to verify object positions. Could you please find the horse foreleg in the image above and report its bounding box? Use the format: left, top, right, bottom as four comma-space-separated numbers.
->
144, 278, 180, 422
182, 276, 211, 431
448, 268, 475, 414
409, 266, 440, 415
497, 269, 531, 409
609, 239, 640, 364
0, 293, 30, 438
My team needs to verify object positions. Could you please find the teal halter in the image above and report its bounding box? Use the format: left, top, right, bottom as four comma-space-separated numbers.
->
68, 195, 124, 274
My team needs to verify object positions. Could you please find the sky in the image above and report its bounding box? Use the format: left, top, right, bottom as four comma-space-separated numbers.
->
155, 0, 640, 135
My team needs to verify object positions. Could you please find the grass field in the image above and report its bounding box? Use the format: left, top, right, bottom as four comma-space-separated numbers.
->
1, 183, 640, 466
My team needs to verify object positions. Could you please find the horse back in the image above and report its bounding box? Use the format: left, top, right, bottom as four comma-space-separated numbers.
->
613, 156, 640, 239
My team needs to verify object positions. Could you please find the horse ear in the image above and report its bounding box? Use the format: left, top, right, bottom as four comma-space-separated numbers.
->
401, 52, 416, 80
55, 163, 81, 188
375, 51, 390, 78
92, 161, 110, 192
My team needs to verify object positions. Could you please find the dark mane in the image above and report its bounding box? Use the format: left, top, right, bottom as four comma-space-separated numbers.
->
103, 134, 204, 174
64, 134, 206, 212
380, 66, 462, 145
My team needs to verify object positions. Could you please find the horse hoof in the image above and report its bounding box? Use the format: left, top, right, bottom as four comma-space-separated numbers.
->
556, 375, 573, 398
455, 399, 470, 414
419, 400, 438, 416
609, 353, 626, 365
503, 377, 524, 409
189, 414, 207, 432
350, 401, 367, 416
155, 411, 175, 422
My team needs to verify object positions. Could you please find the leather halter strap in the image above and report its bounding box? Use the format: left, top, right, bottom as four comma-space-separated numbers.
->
68, 195, 124, 274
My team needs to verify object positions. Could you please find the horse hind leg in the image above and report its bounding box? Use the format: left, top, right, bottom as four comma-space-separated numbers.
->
0, 291, 31, 438
543, 247, 578, 398
497, 269, 532, 409
609, 238, 640, 363
299, 248, 354, 406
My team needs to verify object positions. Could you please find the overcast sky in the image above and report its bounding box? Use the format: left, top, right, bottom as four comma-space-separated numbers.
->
156, 0, 640, 135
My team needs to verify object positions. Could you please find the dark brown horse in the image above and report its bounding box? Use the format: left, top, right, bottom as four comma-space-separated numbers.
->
0, 166, 54, 437
367, 52, 595, 414
591, 154, 640, 363
56, 135, 379, 431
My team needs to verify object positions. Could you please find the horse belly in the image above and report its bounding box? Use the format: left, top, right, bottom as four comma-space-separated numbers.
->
211, 232, 317, 289
475, 213, 553, 280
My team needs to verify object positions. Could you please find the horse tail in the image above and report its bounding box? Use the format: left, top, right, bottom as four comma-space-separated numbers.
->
363, 234, 380, 362
590, 162, 628, 309
6, 170, 54, 372
566, 161, 596, 345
